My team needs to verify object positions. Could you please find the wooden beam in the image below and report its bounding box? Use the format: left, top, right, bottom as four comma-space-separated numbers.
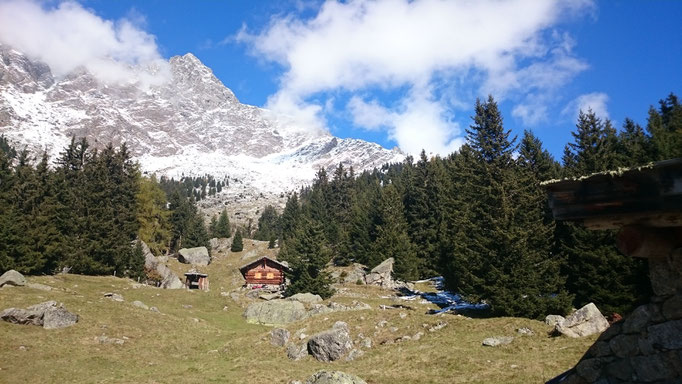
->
616, 225, 682, 259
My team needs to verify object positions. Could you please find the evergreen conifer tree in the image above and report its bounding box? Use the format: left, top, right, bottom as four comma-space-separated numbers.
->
231, 229, 244, 252
214, 208, 231, 238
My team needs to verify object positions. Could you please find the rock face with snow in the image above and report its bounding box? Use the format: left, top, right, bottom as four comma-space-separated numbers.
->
0, 44, 404, 204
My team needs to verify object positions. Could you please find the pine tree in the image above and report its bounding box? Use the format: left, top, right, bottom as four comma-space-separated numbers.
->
184, 215, 210, 249
231, 229, 244, 252
214, 208, 231, 238
280, 218, 334, 299
254, 205, 280, 241
372, 184, 418, 281
647, 93, 682, 160
560, 110, 651, 314
209, 215, 218, 237
137, 175, 172, 255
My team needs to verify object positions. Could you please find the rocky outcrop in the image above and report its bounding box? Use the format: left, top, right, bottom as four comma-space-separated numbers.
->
287, 293, 323, 304
302, 371, 367, 384
555, 303, 610, 338
307, 322, 353, 362
244, 300, 308, 326
141, 241, 184, 289
0, 270, 26, 287
1, 301, 78, 329
308, 301, 371, 316
178, 247, 210, 266
365, 258, 394, 288
545, 314, 565, 327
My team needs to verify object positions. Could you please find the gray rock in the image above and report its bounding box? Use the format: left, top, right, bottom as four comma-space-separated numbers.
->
555, 303, 609, 338
345, 348, 364, 361
132, 301, 149, 310
649, 257, 676, 296
304, 371, 367, 384
1, 301, 77, 329
623, 303, 658, 333
605, 358, 634, 381
428, 321, 447, 332
575, 358, 604, 383
412, 332, 424, 341
104, 292, 124, 302
646, 319, 682, 349
361, 337, 372, 348
286, 342, 309, 360
364, 258, 394, 288
140, 240, 184, 289
270, 328, 290, 347
178, 247, 210, 266
150, 306, 160, 313
260, 292, 282, 301
608, 334, 639, 358
662, 295, 682, 320
287, 292, 323, 304
516, 327, 534, 336
308, 322, 353, 362
631, 354, 676, 382
482, 336, 514, 347
42, 306, 78, 329
26, 282, 52, 291
96, 335, 125, 345
244, 299, 308, 326
0, 270, 26, 287
209, 237, 231, 253
545, 314, 565, 327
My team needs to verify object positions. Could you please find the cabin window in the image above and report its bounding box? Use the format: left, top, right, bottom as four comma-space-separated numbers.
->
255, 272, 262, 279
266, 272, 274, 279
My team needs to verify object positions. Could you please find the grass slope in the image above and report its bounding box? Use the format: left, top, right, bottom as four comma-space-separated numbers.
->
0, 241, 593, 383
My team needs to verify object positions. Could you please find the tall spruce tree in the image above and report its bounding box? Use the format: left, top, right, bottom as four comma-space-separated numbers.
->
280, 218, 334, 299
231, 229, 244, 252
560, 110, 651, 314
372, 184, 418, 281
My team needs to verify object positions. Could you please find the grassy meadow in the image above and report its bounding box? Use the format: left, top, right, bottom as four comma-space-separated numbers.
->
0, 241, 594, 383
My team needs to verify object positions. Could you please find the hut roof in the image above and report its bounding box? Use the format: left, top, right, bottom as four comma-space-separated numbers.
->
238, 256, 291, 275
184, 272, 208, 277
542, 158, 682, 229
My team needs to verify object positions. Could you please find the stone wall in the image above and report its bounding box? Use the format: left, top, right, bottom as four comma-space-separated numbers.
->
552, 248, 682, 383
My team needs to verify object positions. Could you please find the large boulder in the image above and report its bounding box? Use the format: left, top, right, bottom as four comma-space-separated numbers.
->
244, 299, 308, 326
555, 302, 610, 338
307, 321, 353, 362
364, 258, 394, 288
178, 247, 210, 266
304, 371, 367, 384
1, 301, 78, 329
140, 240, 184, 289
0, 270, 26, 287
287, 293, 323, 304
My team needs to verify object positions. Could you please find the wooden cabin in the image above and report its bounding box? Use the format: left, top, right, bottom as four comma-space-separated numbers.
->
184, 272, 209, 291
239, 257, 291, 289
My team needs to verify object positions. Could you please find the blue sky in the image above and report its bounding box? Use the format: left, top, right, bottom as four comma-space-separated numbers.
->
2, 0, 681, 159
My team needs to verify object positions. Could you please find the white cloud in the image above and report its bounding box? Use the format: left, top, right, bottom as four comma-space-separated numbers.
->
240, 0, 594, 154
0, 0, 169, 85
563, 92, 610, 121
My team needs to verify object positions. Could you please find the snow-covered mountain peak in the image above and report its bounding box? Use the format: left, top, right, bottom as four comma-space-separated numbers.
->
0, 44, 405, 206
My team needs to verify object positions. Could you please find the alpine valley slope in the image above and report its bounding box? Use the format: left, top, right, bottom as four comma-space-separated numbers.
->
0, 44, 404, 199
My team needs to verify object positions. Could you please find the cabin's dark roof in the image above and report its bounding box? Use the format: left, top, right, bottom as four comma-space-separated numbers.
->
543, 158, 682, 229
238, 256, 291, 275
184, 272, 208, 277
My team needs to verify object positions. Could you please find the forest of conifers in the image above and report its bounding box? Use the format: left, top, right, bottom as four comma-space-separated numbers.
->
255, 94, 681, 318
1, 93, 680, 319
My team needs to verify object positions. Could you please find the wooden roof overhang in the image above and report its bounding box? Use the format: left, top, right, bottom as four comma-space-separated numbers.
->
542, 158, 682, 230
238, 257, 292, 278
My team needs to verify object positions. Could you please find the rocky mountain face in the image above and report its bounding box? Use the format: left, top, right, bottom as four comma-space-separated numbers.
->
0, 44, 403, 218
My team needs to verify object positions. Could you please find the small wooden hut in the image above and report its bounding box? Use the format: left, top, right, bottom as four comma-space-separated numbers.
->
184, 272, 209, 291
239, 257, 291, 289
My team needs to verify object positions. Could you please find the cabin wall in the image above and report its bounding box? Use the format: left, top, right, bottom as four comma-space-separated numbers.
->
243, 261, 284, 284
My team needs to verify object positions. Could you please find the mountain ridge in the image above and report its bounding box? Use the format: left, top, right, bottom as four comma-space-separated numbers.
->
0, 44, 404, 197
